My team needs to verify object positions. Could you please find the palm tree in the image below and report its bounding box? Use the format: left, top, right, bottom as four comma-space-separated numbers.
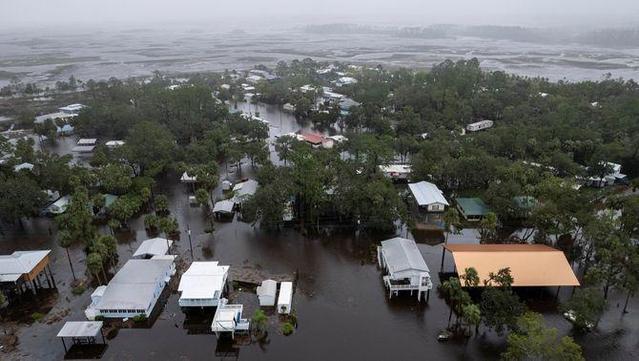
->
58, 230, 76, 281
86, 253, 104, 285
460, 267, 480, 287
443, 207, 463, 245
442, 207, 463, 271
462, 303, 481, 336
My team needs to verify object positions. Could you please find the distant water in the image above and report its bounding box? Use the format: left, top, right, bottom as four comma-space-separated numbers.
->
1, 26, 638, 87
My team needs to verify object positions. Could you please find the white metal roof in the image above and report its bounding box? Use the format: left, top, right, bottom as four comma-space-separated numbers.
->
34, 112, 77, 124
132, 238, 172, 258
257, 279, 277, 298
72, 145, 96, 153
408, 181, 449, 207
180, 171, 197, 183
96, 258, 174, 310
13, 162, 34, 172
213, 200, 235, 214
379, 164, 412, 174
57, 321, 103, 338
77, 138, 97, 145
380, 237, 429, 274
105, 140, 125, 147
178, 262, 229, 300
233, 179, 258, 199
0, 250, 50, 281
277, 282, 293, 305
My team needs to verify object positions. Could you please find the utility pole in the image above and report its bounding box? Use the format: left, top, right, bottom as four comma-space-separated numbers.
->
187, 225, 194, 260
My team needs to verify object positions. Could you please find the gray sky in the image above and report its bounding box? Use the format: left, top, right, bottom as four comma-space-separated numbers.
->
1, 0, 638, 28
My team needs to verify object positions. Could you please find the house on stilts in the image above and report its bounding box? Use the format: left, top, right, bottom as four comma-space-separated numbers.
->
377, 237, 433, 302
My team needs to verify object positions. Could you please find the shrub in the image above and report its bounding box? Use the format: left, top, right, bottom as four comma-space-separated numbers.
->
31, 312, 46, 322
132, 314, 147, 323
144, 214, 159, 230
281, 322, 294, 336
252, 309, 268, 333
72, 284, 86, 295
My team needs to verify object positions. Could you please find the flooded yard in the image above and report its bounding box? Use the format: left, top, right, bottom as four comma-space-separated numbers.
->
1, 103, 638, 361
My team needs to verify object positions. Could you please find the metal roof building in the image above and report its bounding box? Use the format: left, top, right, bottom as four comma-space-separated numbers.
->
132, 238, 172, 259
456, 197, 490, 221
377, 238, 432, 301
443, 244, 580, 287
408, 181, 449, 212
0, 250, 51, 283
178, 261, 229, 308
87, 257, 175, 318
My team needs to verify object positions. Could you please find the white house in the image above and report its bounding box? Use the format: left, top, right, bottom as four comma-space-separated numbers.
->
105, 140, 125, 149
211, 298, 250, 339
59, 104, 86, 114
34, 112, 77, 125
408, 181, 449, 212
466, 120, 494, 132
277, 282, 293, 314
85, 257, 175, 319
232, 179, 258, 206
178, 261, 229, 308
379, 164, 412, 181
13, 162, 34, 173
377, 237, 432, 302
256, 279, 277, 306
43, 195, 71, 215
586, 162, 627, 187
132, 238, 172, 259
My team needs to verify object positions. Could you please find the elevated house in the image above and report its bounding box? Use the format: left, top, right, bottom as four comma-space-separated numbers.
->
178, 262, 230, 308
84, 257, 175, 319
377, 238, 433, 302
0, 250, 56, 300
408, 181, 449, 212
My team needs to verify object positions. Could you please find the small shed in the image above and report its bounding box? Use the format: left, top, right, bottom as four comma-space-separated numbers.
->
180, 171, 197, 183
256, 279, 277, 306
456, 198, 490, 221
277, 282, 293, 314
213, 200, 235, 219
57, 321, 105, 353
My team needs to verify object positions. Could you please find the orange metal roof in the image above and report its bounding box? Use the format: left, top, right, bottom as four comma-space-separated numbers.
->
444, 244, 580, 287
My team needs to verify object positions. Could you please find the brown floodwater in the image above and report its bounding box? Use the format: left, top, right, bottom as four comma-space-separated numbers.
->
1, 103, 637, 361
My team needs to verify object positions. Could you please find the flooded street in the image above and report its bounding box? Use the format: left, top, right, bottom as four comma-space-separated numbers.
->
1, 104, 638, 361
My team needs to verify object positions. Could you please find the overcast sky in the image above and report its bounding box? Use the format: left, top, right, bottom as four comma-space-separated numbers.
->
1, 0, 638, 29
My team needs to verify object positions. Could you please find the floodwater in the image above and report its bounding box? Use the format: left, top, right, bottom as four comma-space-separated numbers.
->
1, 104, 638, 361
1, 24, 639, 90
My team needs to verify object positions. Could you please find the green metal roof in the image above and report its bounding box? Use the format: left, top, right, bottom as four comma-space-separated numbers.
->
456, 197, 489, 216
